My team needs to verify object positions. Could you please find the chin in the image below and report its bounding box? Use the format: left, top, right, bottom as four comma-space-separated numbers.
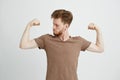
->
53, 33, 58, 36
53, 32, 60, 36
53, 30, 62, 36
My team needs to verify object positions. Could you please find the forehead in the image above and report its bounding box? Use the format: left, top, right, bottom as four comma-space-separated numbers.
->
53, 18, 63, 24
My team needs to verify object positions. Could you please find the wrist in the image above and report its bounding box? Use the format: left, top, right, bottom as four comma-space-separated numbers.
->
26, 24, 31, 30
95, 26, 100, 31
95, 27, 102, 34
27, 22, 32, 28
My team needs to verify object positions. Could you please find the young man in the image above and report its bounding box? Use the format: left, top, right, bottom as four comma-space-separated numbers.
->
19, 9, 104, 80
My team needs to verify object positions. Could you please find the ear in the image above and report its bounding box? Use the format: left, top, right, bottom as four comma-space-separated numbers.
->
65, 24, 69, 28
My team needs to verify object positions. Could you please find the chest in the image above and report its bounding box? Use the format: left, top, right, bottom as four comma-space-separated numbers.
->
45, 39, 81, 56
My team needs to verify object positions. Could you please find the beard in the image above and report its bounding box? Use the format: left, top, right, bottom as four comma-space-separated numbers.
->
53, 29, 63, 36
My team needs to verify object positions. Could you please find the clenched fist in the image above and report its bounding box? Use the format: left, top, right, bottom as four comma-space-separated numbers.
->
88, 23, 99, 30
28, 19, 40, 27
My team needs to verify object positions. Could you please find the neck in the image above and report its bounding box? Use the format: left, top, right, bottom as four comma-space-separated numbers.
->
58, 30, 70, 41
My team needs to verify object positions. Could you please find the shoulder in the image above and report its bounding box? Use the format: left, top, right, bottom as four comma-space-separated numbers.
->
72, 35, 83, 40
45, 34, 55, 38
37, 34, 52, 38
71, 35, 89, 43
38, 34, 55, 40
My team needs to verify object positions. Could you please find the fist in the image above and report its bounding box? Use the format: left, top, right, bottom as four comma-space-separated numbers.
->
88, 23, 96, 30
29, 19, 40, 27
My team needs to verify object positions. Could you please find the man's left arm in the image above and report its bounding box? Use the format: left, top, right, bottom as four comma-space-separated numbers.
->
86, 23, 104, 53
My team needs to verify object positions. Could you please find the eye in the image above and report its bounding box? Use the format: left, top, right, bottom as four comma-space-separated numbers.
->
55, 24, 59, 27
56, 24, 59, 27
53, 23, 59, 28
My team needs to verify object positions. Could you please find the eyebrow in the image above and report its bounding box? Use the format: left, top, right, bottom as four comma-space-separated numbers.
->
53, 23, 59, 26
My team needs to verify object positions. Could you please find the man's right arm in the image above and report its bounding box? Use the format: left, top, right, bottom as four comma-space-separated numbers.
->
19, 19, 40, 49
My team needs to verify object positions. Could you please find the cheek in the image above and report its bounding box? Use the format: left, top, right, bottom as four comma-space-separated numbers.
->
58, 27, 64, 32
53, 27, 60, 33
53, 24, 64, 32
54, 26, 62, 31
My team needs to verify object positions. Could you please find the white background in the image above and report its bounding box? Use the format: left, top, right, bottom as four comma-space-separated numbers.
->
0, 0, 120, 80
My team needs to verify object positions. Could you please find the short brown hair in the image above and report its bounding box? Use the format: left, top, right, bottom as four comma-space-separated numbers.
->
51, 9, 73, 25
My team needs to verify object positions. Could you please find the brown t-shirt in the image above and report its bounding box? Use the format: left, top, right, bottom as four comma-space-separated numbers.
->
34, 34, 91, 80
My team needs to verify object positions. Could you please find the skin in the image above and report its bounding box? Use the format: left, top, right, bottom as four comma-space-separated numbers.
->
87, 23, 104, 53
19, 19, 40, 49
53, 18, 70, 41
19, 18, 104, 53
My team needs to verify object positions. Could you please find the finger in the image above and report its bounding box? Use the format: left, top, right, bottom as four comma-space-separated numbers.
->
33, 20, 40, 26
33, 23, 39, 25
88, 26, 95, 29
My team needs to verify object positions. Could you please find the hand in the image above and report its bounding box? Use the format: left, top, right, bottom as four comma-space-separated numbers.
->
88, 23, 96, 30
28, 19, 40, 27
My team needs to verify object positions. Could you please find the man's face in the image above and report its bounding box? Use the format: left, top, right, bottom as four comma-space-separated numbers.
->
53, 18, 67, 36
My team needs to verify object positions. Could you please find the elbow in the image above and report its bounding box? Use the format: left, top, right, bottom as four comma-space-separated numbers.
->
19, 40, 25, 49
98, 50, 104, 53
19, 43, 27, 49
19, 44, 24, 49
97, 48, 104, 53
19, 43, 22, 48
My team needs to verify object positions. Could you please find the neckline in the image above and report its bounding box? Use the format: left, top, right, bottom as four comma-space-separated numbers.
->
57, 36, 72, 42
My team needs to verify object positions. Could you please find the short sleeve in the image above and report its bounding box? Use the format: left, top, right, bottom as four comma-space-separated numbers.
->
79, 36, 91, 51
34, 34, 47, 49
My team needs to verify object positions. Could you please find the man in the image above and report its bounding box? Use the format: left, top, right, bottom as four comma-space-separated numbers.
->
19, 9, 104, 80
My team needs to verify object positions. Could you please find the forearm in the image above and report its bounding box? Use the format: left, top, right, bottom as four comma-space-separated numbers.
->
87, 23, 104, 53
95, 27, 104, 51
19, 24, 31, 48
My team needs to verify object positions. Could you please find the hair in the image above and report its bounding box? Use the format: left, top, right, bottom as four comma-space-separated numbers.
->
51, 9, 73, 26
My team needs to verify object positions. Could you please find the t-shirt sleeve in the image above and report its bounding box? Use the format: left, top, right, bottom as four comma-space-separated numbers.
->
79, 36, 91, 51
34, 34, 47, 49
